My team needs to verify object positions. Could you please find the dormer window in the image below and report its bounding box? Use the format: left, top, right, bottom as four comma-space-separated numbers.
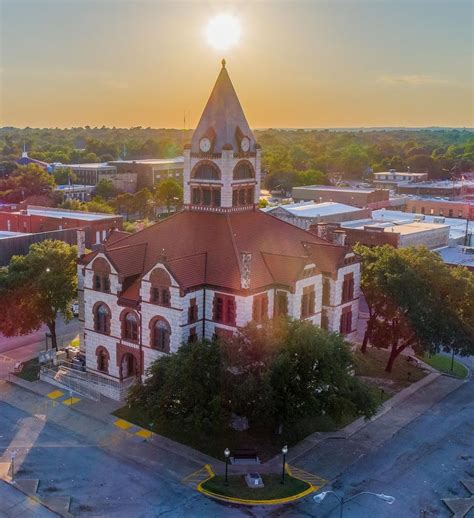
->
91, 257, 111, 293
149, 268, 172, 307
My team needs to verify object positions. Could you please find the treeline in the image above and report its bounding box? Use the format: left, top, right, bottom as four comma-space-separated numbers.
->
1, 127, 473, 191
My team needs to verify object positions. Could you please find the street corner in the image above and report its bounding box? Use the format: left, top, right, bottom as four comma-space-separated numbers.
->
46, 390, 64, 400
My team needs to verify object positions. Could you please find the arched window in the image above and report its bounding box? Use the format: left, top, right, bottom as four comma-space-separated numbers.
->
192, 162, 220, 181
96, 346, 110, 373
150, 317, 171, 352
92, 258, 111, 292
93, 303, 110, 334
150, 268, 171, 306
122, 312, 139, 341
233, 161, 255, 180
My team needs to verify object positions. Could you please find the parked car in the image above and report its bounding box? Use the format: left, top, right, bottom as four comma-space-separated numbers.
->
71, 301, 79, 317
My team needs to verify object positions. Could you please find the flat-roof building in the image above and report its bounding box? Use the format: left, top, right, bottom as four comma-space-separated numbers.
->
292, 185, 389, 208
373, 170, 428, 188
264, 201, 371, 229
109, 157, 184, 189
0, 206, 123, 247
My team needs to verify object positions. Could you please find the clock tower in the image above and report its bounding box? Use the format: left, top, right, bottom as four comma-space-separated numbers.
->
183, 60, 261, 211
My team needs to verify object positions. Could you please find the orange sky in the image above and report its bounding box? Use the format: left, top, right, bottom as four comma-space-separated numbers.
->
1, 1, 473, 128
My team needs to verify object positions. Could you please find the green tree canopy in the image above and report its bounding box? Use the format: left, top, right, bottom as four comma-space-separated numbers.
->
94, 178, 117, 200
355, 244, 474, 372
154, 179, 183, 213
0, 240, 78, 349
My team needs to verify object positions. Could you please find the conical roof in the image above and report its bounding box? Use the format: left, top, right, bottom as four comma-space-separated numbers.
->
191, 60, 256, 153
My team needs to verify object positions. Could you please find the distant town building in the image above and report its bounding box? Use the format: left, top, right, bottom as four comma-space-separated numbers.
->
16, 144, 49, 171
55, 184, 95, 202
405, 198, 474, 220
397, 179, 474, 197
292, 185, 389, 208
372, 169, 428, 188
109, 158, 184, 189
264, 201, 371, 229
53, 163, 117, 186
437, 245, 474, 272
0, 206, 123, 247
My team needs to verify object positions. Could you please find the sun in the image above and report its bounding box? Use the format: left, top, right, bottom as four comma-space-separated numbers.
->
205, 14, 241, 51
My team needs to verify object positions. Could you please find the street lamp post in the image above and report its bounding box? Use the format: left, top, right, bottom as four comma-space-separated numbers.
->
280, 445, 288, 484
224, 448, 230, 486
313, 490, 395, 518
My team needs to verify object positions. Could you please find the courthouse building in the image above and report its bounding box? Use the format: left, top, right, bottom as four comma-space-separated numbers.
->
78, 61, 361, 398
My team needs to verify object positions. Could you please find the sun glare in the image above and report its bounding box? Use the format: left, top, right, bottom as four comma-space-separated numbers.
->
205, 14, 241, 51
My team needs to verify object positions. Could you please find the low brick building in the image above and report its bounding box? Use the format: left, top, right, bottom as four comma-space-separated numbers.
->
405, 198, 474, 220
0, 206, 123, 247
292, 185, 389, 208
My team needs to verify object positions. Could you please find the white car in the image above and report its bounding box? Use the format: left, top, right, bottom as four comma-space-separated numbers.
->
71, 302, 79, 317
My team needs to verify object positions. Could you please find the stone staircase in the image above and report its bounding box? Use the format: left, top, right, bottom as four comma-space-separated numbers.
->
0, 461, 73, 517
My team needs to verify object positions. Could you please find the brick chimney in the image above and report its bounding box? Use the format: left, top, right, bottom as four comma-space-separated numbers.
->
240, 252, 252, 289
77, 229, 86, 257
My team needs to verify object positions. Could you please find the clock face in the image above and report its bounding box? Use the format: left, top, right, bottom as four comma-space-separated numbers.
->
200, 137, 211, 153
241, 136, 250, 152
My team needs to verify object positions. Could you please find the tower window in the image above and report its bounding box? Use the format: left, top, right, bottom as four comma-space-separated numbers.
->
233, 161, 255, 180
192, 162, 220, 180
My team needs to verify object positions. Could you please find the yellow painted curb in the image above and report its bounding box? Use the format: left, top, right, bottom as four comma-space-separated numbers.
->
114, 418, 133, 430
62, 397, 81, 406
197, 480, 316, 506
136, 429, 153, 439
47, 390, 64, 400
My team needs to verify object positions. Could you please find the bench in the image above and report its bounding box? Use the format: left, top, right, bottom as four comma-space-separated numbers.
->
231, 448, 260, 465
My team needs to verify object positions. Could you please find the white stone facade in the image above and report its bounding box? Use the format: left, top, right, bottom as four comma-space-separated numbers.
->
82, 253, 360, 394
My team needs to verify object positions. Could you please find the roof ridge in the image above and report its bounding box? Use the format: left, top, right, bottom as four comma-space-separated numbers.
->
260, 250, 309, 260
259, 209, 330, 243
225, 213, 243, 275
107, 241, 148, 252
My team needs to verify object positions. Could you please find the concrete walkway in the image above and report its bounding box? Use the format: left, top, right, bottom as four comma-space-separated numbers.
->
0, 480, 59, 517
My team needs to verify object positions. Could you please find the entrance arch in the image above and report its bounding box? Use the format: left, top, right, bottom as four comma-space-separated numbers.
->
120, 352, 138, 380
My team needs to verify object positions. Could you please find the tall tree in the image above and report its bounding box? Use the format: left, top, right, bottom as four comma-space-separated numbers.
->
154, 179, 183, 214
94, 178, 116, 200
356, 244, 474, 372
0, 240, 78, 350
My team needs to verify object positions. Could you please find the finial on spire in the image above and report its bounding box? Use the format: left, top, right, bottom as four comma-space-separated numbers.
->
221, 58, 226, 68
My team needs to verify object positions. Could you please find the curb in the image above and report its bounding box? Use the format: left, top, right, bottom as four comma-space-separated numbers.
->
196, 464, 317, 506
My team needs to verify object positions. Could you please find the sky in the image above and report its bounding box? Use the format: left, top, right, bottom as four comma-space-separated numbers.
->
0, 0, 472, 129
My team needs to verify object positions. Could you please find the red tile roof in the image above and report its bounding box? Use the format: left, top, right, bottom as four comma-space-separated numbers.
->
82, 208, 348, 295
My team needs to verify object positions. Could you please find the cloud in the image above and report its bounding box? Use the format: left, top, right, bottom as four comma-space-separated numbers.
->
377, 74, 455, 86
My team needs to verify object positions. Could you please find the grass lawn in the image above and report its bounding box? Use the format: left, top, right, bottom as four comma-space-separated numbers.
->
353, 348, 427, 393
420, 353, 468, 379
15, 358, 40, 382
201, 474, 310, 501
113, 404, 363, 462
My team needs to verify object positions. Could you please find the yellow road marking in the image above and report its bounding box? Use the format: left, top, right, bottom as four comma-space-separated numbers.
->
114, 418, 133, 430
62, 397, 81, 406
135, 429, 153, 439
47, 390, 64, 400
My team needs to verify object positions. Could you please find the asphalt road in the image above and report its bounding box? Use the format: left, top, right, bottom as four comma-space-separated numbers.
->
0, 317, 79, 379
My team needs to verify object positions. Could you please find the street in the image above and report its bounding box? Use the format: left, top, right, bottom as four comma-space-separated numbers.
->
0, 358, 472, 517
0, 317, 79, 380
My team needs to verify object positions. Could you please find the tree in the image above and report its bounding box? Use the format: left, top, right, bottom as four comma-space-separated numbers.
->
52, 167, 77, 186
0, 240, 78, 350
94, 179, 116, 200
114, 192, 135, 220
85, 196, 114, 214
128, 340, 223, 431
133, 188, 153, 218
0, 164, 55, 202
154, 179, 183, 214
355, 244, 474, 372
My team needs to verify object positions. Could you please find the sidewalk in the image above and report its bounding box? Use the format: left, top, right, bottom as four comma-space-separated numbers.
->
291, 373, 465, 481
0, 480, 58, 517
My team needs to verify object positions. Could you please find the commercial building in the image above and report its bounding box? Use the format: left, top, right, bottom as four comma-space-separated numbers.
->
405, 198, 474, 220
55, 184, 95, 202
372, 170, 428, 188
78, 62, 361, 400
437, 245, 474, 272
0, 206, 123, 247
292, 185, 389, 208
397, 179, 474, 197
54, 163, 117, 186
264, 201, 371, 230
109, 158, 184, 189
